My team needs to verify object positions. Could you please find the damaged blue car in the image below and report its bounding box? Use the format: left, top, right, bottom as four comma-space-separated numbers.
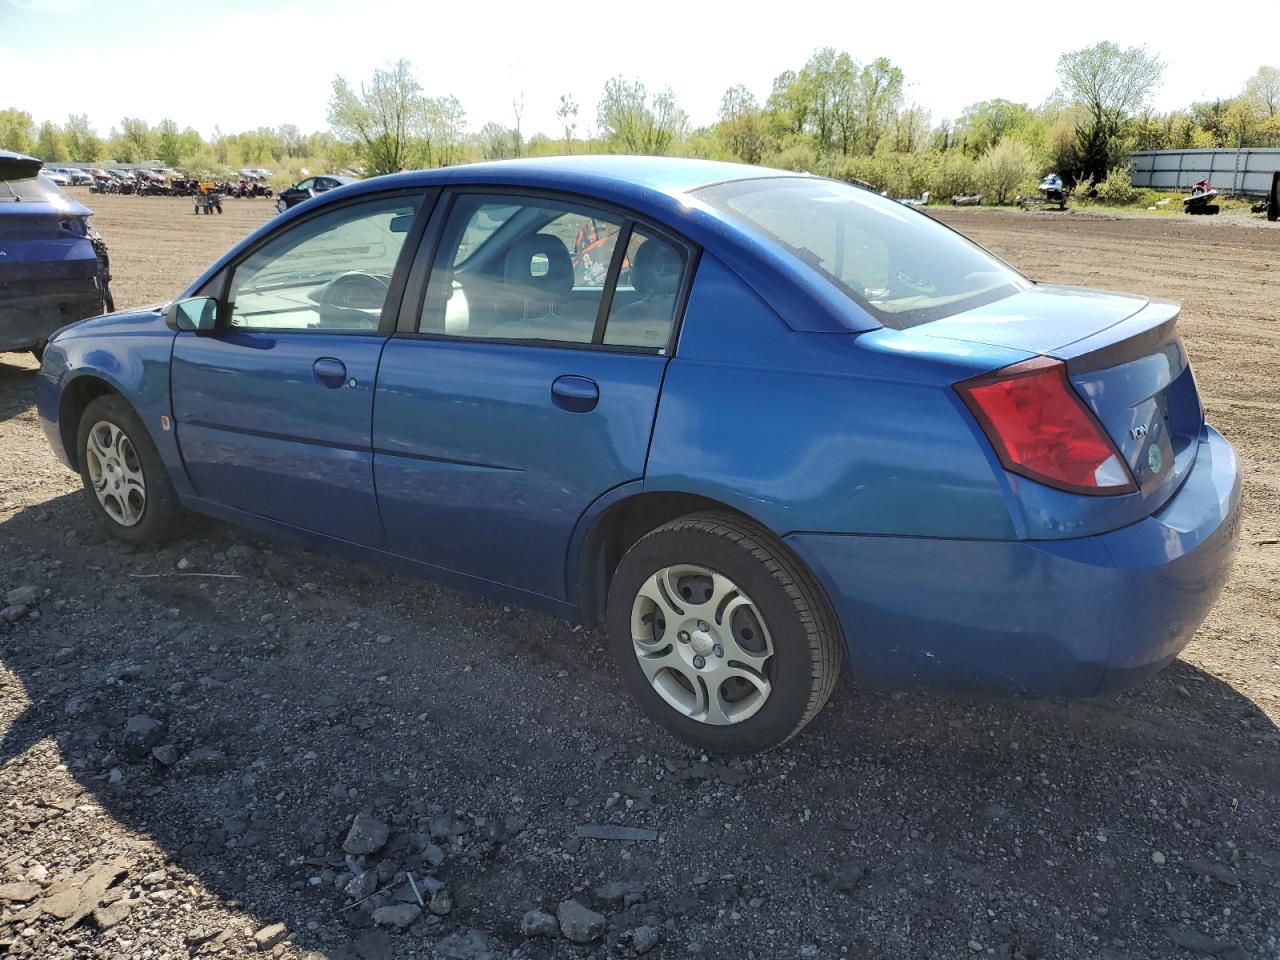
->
35, 157, 1241, 753
0, 150, 113, 359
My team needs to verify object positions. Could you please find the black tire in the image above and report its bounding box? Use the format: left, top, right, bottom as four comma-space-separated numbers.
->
76, 394, 185, 545
30, 341, 45, 362
606, 512, 842, 753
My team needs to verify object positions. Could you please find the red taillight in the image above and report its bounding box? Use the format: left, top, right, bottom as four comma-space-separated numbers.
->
957, 357, 1136, 496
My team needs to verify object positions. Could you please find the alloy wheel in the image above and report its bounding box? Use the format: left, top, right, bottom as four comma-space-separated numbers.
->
629, 564, 774, 725
84, 420, 146, 527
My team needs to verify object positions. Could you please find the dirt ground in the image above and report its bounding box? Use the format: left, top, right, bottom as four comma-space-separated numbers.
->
0, 194, 1277, 960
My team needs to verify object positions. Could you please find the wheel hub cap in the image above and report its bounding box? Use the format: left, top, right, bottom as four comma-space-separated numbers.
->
84, 420, 146, 527
629, 564, 774, 726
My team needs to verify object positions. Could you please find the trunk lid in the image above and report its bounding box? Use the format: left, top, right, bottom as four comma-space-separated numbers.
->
909, 284, 1204, 518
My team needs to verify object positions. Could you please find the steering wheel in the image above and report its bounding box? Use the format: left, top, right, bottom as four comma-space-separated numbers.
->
317, 272, 389, 328
891, 268, 937, 296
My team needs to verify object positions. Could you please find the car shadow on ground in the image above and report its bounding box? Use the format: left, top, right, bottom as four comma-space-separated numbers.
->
1, 493, 1277, 960
0, 357, 38, 425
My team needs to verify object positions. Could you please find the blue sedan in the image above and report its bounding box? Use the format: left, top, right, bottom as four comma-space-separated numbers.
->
35, 157, 1241, 753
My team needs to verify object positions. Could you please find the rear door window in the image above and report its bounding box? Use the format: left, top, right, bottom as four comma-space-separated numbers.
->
602, 229, 687, 348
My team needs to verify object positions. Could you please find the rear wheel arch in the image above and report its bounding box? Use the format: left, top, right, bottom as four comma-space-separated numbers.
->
573, 490, 835, 630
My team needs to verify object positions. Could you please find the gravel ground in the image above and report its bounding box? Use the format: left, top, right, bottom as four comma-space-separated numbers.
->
0, 195, 1277, 960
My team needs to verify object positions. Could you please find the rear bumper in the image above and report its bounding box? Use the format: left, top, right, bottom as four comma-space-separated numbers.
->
786, 425, 1241, 697
1, 277, 104, 352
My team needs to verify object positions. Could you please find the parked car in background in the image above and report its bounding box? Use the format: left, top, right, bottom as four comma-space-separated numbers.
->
275, 174, 356, 213
0, 151, 113, 359
61, 167, 93, 186
39, 167, 72, 186
35, 157, 1240, 753
45, 166, 93, 186
107, 170, 136, 194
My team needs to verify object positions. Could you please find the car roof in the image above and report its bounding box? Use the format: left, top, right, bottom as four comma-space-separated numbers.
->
357, 155, 789, 199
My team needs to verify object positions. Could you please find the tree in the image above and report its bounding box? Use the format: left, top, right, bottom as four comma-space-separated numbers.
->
888, 103, 930, 153
1057, 42, 1163, 182
556, 94, 578, 153
64, 114, 104, 161
855, 57, 904, 154
955, 99, 1035, 156
765, 69, 810, 138
278, 124, 306, 157
328, 59, 423, 175
1244, 66, 1280, 118
511, 92, 525, 158
596, 78, 688, 155
424, 95, 466, 167
117, 117, 156, 162
35, 121, 67, 162
975, 138, 1036, 205
157, 119, 182, 167
479, 121, 515, 160
717, 84, 766, 163
0, 108, 35, 154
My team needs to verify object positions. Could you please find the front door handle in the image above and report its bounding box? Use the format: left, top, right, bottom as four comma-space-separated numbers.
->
313, 357, 347, 388
551, 375, 599, 413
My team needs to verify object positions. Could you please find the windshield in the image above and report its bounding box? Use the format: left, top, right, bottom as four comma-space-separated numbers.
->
694, 176, 1030, 329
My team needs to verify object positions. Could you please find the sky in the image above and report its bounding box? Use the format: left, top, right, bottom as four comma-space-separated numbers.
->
1, 0, 1276, 141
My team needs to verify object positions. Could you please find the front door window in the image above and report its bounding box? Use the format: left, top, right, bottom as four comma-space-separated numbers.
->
227, 195, 420, 332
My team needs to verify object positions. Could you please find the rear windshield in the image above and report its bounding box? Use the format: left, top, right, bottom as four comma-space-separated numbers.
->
0, 175, 75, 205
694, 176, 1030, 329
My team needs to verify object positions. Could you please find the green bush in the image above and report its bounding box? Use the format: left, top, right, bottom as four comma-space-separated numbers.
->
765, 142, 818, 174
1094, 168, 1138, 205
975, 138, 1037, 205
1070, 175, 1095, 205
930, 151, 978, 199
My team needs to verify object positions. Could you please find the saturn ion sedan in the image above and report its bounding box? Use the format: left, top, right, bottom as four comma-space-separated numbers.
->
35, 156, 1240, 753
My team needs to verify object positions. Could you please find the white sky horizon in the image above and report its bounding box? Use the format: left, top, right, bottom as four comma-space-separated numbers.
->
1, 0, 1275, 143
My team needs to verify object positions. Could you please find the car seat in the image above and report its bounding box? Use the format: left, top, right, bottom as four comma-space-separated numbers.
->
606, 239, 681, 347
489, 234, 597, 342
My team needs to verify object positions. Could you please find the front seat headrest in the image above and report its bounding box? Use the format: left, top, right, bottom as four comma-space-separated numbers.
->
503, 234, 574, 314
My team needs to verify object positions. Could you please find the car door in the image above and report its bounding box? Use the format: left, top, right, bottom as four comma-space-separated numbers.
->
373, 190, 693, 600
171, 189, 432, 545
287, 177, 315, 207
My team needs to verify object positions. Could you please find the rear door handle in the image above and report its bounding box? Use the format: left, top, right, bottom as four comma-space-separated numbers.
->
313, 357, 347, 388
551, 375, 599, 413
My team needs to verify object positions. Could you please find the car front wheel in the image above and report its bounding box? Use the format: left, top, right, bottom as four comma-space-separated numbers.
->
77, 395, 185, 544
606, 512, 842, 753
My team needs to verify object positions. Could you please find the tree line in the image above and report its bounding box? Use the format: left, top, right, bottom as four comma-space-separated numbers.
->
2, 45, 1277, 203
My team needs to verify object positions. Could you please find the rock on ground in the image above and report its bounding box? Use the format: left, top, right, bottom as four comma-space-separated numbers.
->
557, 899, 606, 943
342, 812, 390, 856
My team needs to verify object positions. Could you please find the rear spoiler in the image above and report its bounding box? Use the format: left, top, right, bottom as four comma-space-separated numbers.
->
1053, 299, 1181, 374
0, 152, 42, 180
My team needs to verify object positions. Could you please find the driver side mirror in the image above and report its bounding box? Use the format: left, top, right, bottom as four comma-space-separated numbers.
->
167, 296, 219, 333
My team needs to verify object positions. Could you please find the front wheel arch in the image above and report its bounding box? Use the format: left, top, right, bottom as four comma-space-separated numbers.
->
58, 375, 123, 472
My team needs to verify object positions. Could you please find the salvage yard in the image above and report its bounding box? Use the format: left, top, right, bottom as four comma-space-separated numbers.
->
1, 195, 1278, 959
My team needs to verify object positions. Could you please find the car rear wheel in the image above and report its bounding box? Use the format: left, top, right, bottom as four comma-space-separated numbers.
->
606, 512, 842, 753
77, 395, 185, 544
